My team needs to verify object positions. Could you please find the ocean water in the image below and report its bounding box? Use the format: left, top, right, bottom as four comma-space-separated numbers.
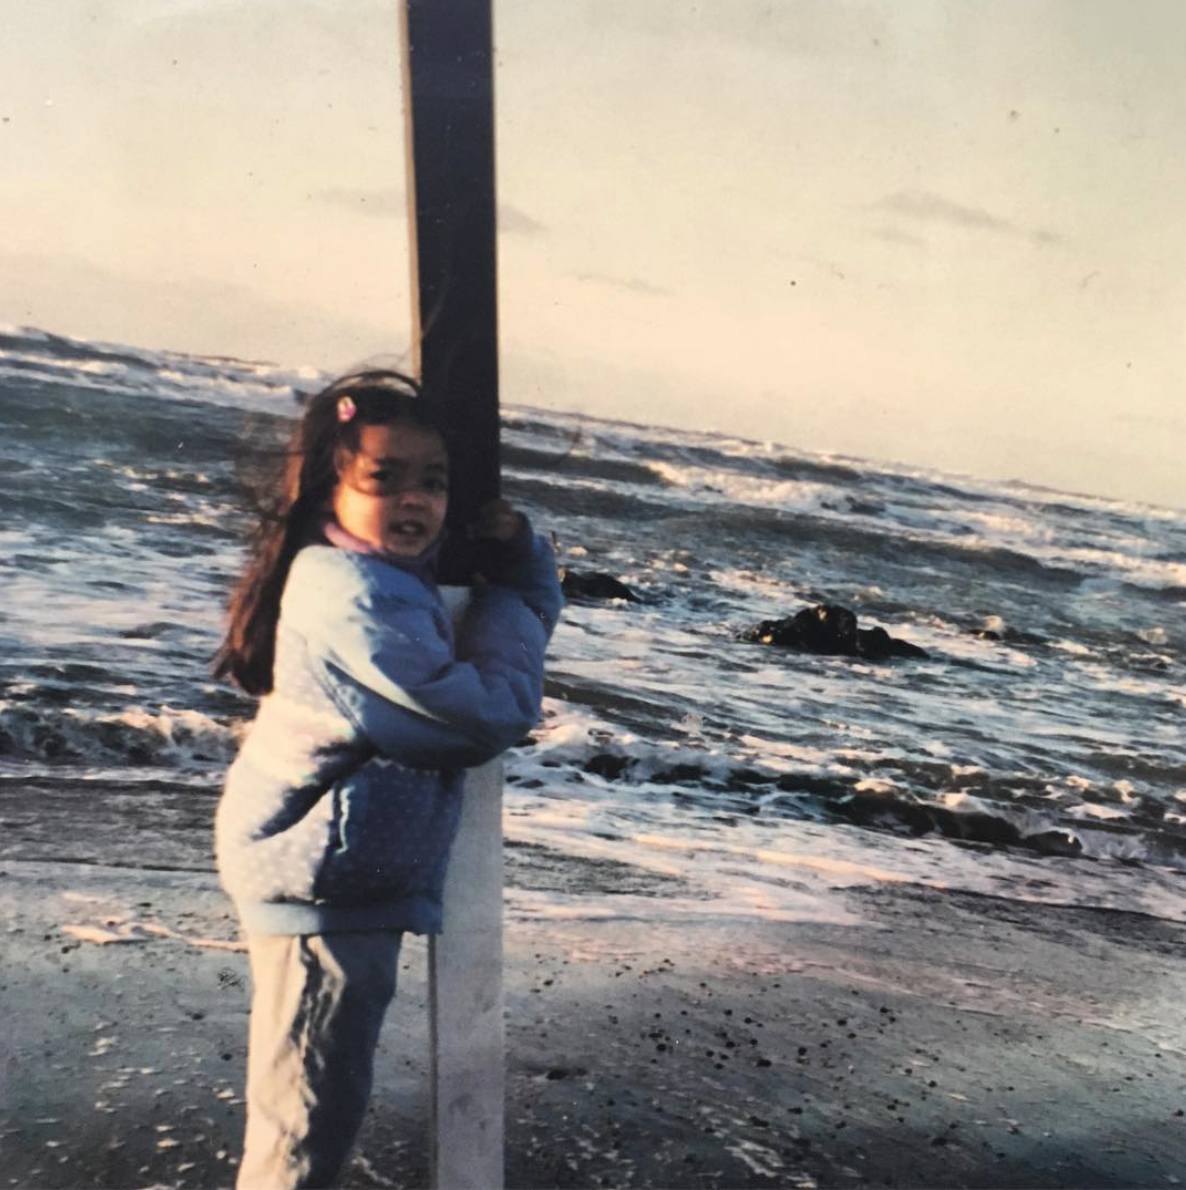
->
3, 325, 1185, 926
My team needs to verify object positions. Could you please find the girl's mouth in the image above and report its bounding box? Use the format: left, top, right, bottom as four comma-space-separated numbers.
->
389, 520, 426, 539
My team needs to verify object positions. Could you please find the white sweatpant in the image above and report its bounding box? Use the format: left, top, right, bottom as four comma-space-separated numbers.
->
237, 931, 402, 1190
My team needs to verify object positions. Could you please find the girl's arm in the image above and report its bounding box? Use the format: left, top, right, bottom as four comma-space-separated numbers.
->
300, 535, 561, 770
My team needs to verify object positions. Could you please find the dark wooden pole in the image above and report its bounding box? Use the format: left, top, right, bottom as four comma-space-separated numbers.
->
401, 0, 500, 583
400, 5, 506, 1188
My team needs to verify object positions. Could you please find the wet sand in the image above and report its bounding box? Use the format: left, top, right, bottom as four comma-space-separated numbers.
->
3, 856, 1186, 1189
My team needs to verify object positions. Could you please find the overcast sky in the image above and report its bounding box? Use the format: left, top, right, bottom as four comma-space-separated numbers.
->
2, 0, 1184, 507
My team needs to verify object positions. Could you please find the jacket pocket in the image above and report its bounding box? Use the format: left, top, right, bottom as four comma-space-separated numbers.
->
315, 758, 464, 905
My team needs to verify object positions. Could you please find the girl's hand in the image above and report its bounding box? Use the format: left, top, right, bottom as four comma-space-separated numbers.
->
467, 500, 534, 580
472, 498, 525, 543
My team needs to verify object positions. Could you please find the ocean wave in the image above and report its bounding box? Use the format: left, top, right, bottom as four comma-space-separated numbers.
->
0, 702, 241, 769
770, 455, 867, 485
0, 327, 156, 373
502, 443, 667, 488
646, 459, 834, 514
507, 474, 685, 524
514, 725, 1186, 868
512, 698, 1186, 868
6, 325, 1186, 917
0, 325, 313, 417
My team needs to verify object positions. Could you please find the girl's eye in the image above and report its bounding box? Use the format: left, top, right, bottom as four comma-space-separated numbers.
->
422, 477, 448, 494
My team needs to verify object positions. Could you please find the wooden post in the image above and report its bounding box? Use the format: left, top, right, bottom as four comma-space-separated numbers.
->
399, 3, 505, 1189
400, 0, 501, 547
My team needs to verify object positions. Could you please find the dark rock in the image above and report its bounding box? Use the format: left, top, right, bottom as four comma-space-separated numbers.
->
651, 762, 708, 785
1023, 829, 1083, 858
830, 793, 1090, 860
740, 603, 927, 661
560, 568, 641, 603
835, 792, 940, 836
969, 622, 1045, 647
741, 604, 858, 653
847, 499, 885, 516
722, 767, 769, 791
856, 624, 895, 658
775, 772, 854, 798
833, 793, 1025, 849
943, 810, 1023, 848
858, 624, 926, 659
584, 753, 632, 780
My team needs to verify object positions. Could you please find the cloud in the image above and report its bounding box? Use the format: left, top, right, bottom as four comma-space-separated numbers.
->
873, 190, 1063, 246
870, 226, 925, 247
574, 272, 670, 297
879, 190, 1011, 233
1028, 228, 1064, 247
313, 188, 545, 235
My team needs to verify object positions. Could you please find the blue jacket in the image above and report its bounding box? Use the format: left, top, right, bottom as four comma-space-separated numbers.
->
216, 529, 562, 935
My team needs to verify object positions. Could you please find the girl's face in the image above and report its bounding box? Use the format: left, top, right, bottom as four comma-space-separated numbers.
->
333, 420, 448, 556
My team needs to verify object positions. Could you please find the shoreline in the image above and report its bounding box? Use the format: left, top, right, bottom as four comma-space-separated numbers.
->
3, 859, 1186, 1189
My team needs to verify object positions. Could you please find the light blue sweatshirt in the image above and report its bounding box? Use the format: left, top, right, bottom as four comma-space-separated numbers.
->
215, 528, 562, 935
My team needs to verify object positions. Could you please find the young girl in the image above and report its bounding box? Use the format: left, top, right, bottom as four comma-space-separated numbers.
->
213, 370, 561, 1189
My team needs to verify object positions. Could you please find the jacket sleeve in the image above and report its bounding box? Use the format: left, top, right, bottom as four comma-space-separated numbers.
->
314, 535, 562, 770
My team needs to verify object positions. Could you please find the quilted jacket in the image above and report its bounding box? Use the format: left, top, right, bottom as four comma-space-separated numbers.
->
215, 527, 561, 935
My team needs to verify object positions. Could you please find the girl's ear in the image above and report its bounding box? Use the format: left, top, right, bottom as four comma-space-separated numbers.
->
330, 416, 361, 480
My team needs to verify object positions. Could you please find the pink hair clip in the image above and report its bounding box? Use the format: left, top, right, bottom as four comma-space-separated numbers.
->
336, 395, 357, 423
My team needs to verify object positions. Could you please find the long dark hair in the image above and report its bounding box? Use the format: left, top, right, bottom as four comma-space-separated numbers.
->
213, 369, 439, 695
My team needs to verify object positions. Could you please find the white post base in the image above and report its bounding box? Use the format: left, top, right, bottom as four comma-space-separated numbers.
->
429, 588, 505, 1190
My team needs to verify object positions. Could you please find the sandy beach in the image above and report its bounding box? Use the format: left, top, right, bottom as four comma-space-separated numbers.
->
4, 851, 1186, 1190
